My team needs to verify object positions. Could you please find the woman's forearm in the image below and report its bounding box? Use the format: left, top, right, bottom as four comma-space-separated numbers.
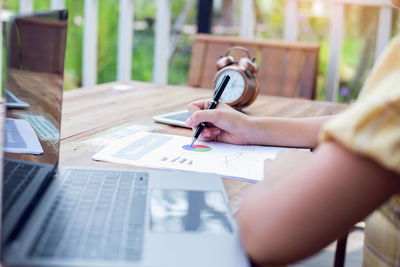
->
236, 142, 400, 265
244, 116, 334, 148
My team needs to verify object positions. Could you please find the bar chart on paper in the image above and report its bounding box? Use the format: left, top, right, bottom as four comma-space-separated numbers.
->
182, 144, 212, 152
93, 131, 306, 182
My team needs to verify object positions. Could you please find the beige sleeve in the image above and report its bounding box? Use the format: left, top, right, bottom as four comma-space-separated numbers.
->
320, 40, 400, 175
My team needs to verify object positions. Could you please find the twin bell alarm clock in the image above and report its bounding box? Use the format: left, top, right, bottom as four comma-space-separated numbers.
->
213, 46, 259, 109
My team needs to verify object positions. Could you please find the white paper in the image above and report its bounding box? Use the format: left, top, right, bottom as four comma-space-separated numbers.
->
93, 131, 307, 182
82, 123, 158, 147
4, 118, 44, 154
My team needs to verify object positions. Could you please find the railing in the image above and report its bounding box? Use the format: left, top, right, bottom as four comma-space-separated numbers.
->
284, 0, 394, 101
0, 0, 395, 102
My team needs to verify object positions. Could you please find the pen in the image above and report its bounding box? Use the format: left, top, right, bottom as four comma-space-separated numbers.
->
190, 74, 230, 146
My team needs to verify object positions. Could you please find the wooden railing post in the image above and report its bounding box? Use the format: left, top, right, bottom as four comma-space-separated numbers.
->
82, 0, 98, 87
50, 0, 65, 9
375, 6, 392, 61
117, 0, 134, 82
240, 0, 255, 39
153, 0, 171, 85
19, 0, 33, 14
284, 0, 298, 42
325, 2, 344, 102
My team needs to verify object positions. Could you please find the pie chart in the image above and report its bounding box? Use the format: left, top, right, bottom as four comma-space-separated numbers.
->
182, 144, 212, 152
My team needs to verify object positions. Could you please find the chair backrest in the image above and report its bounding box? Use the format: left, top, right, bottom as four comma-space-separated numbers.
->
9, 16, 67, 75
188, 34, 320, 99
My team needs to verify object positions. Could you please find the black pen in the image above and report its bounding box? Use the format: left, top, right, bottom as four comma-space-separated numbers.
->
190, 74, 230, 146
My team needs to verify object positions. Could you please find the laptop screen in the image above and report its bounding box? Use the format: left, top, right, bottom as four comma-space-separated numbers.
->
2, 10, 68, 245
4, 10, 68, 166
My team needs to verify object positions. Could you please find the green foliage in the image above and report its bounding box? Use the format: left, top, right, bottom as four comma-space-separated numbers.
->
256, 0, 285, 39
64, 0, 83, 89
2, 0, 191, 89
132, 30, 154, 82
3, 0, 19, 10
316, 40, 329, 101
133, 0, 156, 21
97, 0, 118, 84
33, 0, 49, 10
168, 35, 193, 85
2, 0, 399, 103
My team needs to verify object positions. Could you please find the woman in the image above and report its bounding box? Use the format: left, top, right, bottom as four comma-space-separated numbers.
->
186, 1, 400, 265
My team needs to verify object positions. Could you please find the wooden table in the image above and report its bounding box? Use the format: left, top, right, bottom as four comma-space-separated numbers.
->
59, 81, 346, 213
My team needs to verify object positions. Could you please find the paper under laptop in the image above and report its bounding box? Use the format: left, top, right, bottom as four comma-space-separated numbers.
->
4, 118, 43, 154
1, 10, 249, 267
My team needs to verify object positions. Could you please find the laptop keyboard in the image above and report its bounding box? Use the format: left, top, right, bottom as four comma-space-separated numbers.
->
28, 169, 148, 262
3, 160, 41, 217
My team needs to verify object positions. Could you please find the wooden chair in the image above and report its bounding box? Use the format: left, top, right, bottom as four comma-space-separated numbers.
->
188, 34, 320, 100
9, 16, 67, 75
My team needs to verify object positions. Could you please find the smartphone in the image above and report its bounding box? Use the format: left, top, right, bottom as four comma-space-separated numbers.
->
153, 109, 191, 128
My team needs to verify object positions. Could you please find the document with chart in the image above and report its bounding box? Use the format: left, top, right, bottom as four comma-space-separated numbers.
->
93, 131, 306, 182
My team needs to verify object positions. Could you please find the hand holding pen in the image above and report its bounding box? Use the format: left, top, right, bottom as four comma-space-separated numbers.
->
190, 75, 230, 146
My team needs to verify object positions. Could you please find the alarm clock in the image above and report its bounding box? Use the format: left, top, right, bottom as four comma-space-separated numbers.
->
213, 46, 259, 109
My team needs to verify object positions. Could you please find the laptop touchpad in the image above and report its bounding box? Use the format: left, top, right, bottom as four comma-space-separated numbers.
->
150, 189, 233, 234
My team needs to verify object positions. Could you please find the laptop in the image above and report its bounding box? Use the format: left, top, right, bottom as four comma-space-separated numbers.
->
1, 10, 249, 267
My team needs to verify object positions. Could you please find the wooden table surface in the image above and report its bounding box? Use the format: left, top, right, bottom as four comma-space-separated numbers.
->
60, 81, 346, 213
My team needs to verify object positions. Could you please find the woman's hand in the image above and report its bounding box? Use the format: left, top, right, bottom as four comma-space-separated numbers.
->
185, 99, 252, 145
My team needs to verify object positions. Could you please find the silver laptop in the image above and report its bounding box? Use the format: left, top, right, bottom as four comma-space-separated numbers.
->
1, 10, 249, 267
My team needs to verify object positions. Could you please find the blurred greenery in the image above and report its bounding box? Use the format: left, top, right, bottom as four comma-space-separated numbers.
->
257, 0, 399, 102
2, 0, 399, 103
2, 0, 191, 90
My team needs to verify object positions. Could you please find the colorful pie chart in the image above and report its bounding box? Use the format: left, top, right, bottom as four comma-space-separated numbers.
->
182, 144, 212, 152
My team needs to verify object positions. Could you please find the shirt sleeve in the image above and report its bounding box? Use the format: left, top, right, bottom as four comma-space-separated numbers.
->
320, 37, 400, 175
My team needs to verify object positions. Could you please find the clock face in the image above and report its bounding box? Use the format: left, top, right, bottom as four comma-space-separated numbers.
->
215, 69, 245, 104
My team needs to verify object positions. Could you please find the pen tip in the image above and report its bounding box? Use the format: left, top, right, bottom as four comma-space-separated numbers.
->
190, 138, 196, 146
